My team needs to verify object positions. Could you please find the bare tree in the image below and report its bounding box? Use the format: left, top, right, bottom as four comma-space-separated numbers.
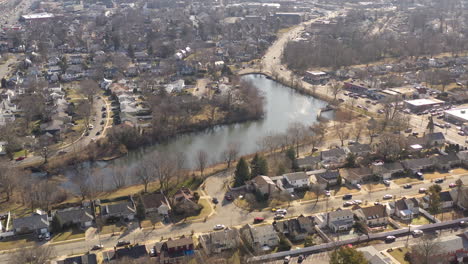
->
329, 81, 342, 101
221, 142, 240, 169
135, 158, 154, 193
287, 122, 308, 157
112, 166, 128, 189
410, 236, 442, 264
334, 121, 350, 146
353, 122, 365, 143
76, 100, 92, 130
0, 163, 24, 201
79, 79, 100, 103
196, 150, 209, 177
71, 165, 94, 200
9, 244, 54, 264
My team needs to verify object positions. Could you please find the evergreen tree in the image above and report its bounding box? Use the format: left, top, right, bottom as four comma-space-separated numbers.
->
234, 157, 250, 187
330, 246, 369, 264
128, 45, 135, 59
286, 147, 299, 171
258, 156, 269, 176
251, 154, 269, 177
51, 215, 62, 233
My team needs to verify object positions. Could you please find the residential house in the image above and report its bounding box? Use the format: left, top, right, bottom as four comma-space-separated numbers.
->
425, 132, 446, 146
326, 209, 354, 232
282, 172, 310, 189
314, 170, 340, 186
358, 246, 393, 264
274, 215, 314, 242
114, 245, 148, 260
353, 204, 388, 226
454, 186, 468, 210
173, 188, 196, 203
422, 190, 456, 209
101, 201, 136, 221
172, 188, 201, 216
371, 162, 404, 180
340, 167, 374, 185
431, 154, 461, 171
388, 197, 420, 220
56, 253, 97, 264
12, 214, 49, 235
320, 148, 347, 165
55, 207, 94, 229
297, 155, 321, 169
160, 236, 194, 257
401, 158, 435, 173
198, 228, 239, 255
346, 143, 372, 157
247, 175, 279, 196
240, 224, 280, 251
140, 192, 171, 216
458, 151, 468, 167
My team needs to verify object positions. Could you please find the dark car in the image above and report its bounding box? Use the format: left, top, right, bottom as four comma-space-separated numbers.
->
297, 255, 305, 263
224, 194, 233, 201
116, 240, 130, 247
101, 107, 106, 111
91, 244, 103, 250
96, 131, 101, 136
102, 113, 107, 118
435, 178, 444, 184
253, 217, 264, 224
212, 198, 218, 204
403, 184, 412, 189
343, 194, 353, 200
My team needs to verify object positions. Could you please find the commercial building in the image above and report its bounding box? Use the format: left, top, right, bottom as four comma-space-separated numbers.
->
20, 13, 55, 22
404, 98, 444, 113
444, 108, 468, 124
304, 71, 329, 84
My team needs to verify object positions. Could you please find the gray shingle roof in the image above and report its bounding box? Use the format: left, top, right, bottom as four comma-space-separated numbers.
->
321, 148, 346, 159
103, 201, 136, 216
56, 207, 94, 224
316, 170, 340, 180
283, 172, 308, 181
13, 214, 49, 230
297, 156, 321, 167
328, 209, 353, 219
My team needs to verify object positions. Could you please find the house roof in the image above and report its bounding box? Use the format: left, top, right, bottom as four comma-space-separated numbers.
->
56, 207, 94, 223
103, 201, 136, 216
356, 204, 387, 220
297, 155, 321, 167
251, 175, 275, 186
402, 158, 434, 170
439, 191, 454, 202
374, 162, 404, 173
283, 172, 308, 181
56, 254, 97, 264
207, 228, 238, 244
173, 188, 194, 202
432, 153, 460, 165
141, 192, 170, 210
13, 214, 49, 230
426, 132, 445, 142
249, 224, 277, 239
114, 245, 148, 259
165, 236, 194, 248
394, 198, 408, 211
328, 209, 353, 219
321, 148, 346, 159
315, 170, 340, 180
341, 167, 373, 181
347, 143, 372, 154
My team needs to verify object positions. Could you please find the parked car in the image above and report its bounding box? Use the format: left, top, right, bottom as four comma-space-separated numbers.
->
213, 224, 225, 230
343, 201, 354, 207
403, 184, 412, 189
343, 194, 353, 200
385, 236, 396, 243
212, 198, 219, 204
276, 209, 287, 215
383, 194, 393, 200
449, 183, 457, 188
325, 190, 331, 196
435, 178, 444, 184
353, 200, 362, 205
412, 230, 423, 237
383, 180, 391, 186
274, 214, 285, 220
416, 172, 424, 180
356, 184, 362, 189
254, 217, 265, 224
100, 120, 105, 125
15, 156, 25, 161
297, 255, 305, 263
283, 256, 291, 264
149, 247, 156, 257
224, 194, 233, 201
116, 240, 131, 247
459, 221, 468, 227
419, 188, 427, 193
91, 244, 104, 250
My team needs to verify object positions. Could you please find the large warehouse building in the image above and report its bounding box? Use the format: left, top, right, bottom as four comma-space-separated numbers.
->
404, 98, 444, 113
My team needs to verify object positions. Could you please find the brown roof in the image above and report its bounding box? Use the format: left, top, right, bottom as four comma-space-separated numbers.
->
165, 236, 194, 248
173, 187, 194, 202
358, 204, 387, 219
141, 192, 169, 210
341, 167, 373, 181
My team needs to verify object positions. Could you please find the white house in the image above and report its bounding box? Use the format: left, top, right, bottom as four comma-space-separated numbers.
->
282, 172, 310, 188
141, 192, 171, 216
240, 224, 279, 251
327, 209, 354, 232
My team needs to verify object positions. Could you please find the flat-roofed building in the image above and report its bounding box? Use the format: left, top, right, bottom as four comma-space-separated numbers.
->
404, 98, 444, 113
444, 108, 468, 124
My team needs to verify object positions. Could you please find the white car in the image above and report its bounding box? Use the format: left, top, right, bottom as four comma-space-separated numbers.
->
276, 209, 287, 215
353, 200, 362, 205
325, 190, 331, 196
412, 230, 423, 237
383, 194, 393, 200
356, 184, 362, 189
383, 180, 391, 185
213, 224, 225, 230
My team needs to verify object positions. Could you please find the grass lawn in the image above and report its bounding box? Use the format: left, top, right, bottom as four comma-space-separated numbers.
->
0, 198, 32, 218
363, 183, 386, 191
186, 198, 212, 221
13, 149, 27, 159
389, 247, 410, 264
423, 171, 452, 180
100, 223, 127, 235
0, 235, 36, 250
140, 215, 163, 229
227, 251, 241, 264
335, 186, 360, 196
52, 228, 85, 242
411, 216, 431, 225
394, 177, 420, 185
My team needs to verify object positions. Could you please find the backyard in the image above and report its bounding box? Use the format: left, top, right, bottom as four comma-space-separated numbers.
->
434, 209, 464, 221
388, 247, 410, 264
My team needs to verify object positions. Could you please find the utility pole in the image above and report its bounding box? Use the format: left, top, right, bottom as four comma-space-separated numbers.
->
405, 213, 413, 248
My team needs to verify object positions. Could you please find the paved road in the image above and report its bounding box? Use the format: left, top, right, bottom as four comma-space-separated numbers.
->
248, 217, 468, 262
